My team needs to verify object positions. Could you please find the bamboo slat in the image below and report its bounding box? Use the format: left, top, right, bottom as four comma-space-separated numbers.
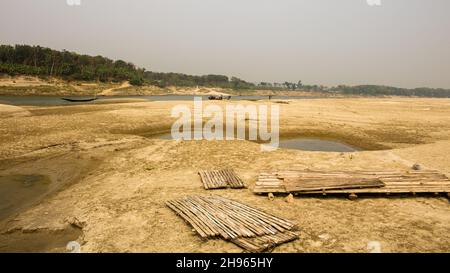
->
166, 195, 298, 252
198, 169, 245, 189
166, 195, 296, 240
283, 177, 384, 192
231, 230, 299, 253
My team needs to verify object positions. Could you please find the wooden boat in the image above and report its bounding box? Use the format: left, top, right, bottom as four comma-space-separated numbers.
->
61, 97, 98, 102
208, 95, 223, 100
208, 95, 231, 100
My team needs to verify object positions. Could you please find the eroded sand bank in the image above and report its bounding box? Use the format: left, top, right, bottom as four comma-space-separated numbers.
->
0, 98, 449, 252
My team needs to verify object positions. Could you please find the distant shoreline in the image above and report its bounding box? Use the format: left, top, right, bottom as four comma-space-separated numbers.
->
0, 76, 449, 98
0, 75, 332, 97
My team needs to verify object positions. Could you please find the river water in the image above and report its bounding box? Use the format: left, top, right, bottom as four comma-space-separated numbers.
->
0, 95, 322, 106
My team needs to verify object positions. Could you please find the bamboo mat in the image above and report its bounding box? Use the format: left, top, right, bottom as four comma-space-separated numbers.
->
166, 195, 298, 252
198, 169, 245, 189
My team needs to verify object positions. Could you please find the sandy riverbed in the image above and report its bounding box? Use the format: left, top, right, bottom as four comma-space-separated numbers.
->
0, 97, 449, 252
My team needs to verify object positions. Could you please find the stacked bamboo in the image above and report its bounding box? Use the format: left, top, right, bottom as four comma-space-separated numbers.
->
254, 172, 286, 193
284, 177, 384, 192
198, 169, 245, 189
282, 171, 385, 192
253, 169, 450, 195
166, 195, 298, 252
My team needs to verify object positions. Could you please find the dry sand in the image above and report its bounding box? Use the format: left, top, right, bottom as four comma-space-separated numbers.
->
0, 97, 449, 252
0, 76, 52, 87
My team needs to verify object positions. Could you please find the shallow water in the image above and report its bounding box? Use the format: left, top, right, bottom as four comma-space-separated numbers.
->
0, 95, 321, 106
153, 133, 359, 152
278, 138, 358, 152
0, 174, 84, 253
0, 174, 51, 221
0, 226, 82, 253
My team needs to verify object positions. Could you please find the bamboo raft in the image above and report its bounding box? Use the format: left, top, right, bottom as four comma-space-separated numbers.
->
284, 177, 384, 192
166, 195, 298, 252
254, 170, 450, 197
198, 169, 245, 189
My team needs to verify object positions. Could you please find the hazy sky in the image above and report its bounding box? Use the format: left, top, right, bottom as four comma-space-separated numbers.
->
1, 0, 449, 88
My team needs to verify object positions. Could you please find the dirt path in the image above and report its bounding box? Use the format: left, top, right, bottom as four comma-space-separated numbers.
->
98, 81, 131, 96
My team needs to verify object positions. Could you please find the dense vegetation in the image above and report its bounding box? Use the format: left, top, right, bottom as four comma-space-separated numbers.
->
0, 44, 144, 84
329, 85, 450, 98
144, 72, 255, 89
1, 44, 449, 97
0, 44, 255, 88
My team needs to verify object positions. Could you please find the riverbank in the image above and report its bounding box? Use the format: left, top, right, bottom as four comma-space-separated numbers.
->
0, 76, 331, 97
1, 98, 450, 252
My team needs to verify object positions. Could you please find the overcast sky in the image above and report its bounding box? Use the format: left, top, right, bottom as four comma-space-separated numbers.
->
1, 0, 449, 88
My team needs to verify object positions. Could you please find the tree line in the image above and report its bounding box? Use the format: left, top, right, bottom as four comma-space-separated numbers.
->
144, 71, 255, 89
329, 85, 450, 98
0, 44, 144, 84
0, 44, 256, 88
1, 44, 449, 97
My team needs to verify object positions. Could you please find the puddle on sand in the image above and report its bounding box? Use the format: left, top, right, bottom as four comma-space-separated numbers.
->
153, 133, 360, 152
0, 175, 83, 253
0, 227, 82, 253
278, 138, 359, 152
0, 174, 51, 221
